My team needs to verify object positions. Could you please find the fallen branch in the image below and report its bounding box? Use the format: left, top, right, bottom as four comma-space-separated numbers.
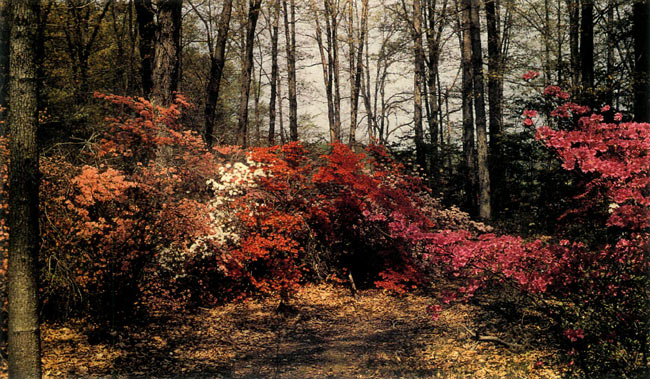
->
461, 324, 521, 351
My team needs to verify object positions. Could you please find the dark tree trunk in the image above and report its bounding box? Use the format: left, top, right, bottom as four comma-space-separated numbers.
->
459, 0, 477, 215
205, 0, 232, 147
425, 0, 447, 182
568, 0, 579, 86
151, 0, 182, 106
135, 0, 155, 97
485, 0, 503, 213
236, 0, 262, 147
469, 0, 491, 219
413, 0, 427, 171
283, 0, 298, 141
312, 0, 337, 142
325, 0, 341, 139
7, 0, 42, 377
349, 0, 368, 145
268, 0, 280, 145
580, 0, 594, 93
634, 0, 650, 122
0, 0, 9, 131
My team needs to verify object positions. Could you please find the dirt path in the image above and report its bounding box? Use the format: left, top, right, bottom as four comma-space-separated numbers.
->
29, 284, 563, 378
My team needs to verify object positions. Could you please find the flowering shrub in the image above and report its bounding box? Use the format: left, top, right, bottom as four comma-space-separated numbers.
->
38, 94, 217, 316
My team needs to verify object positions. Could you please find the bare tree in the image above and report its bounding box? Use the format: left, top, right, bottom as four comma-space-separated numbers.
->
62, 0, 112, 105
312, 0, 338, 142
411, 0, 427, 170
236, 0, 262, 147
348, 0, 368, 145
189, 0, 233, 147
469, 0, 491, 219
135, 0, 155, 96
458, 0, 477, 214
283, 0, 298, 141
579, 0, 594, 98
268, 0, 281, 145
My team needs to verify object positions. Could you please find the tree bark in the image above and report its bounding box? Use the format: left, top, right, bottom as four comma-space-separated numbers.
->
424, 0, 447, 181
283, 0, 298, 141
268, 0, 280, 145
413, 0, 427, 171
633, 0, 650, 122
151, 0, 182, 106
469, 0, 491, 219
349, 0, 368, 145
485, 0, 502, 213
236, 0, 262, 147
312, 0, 337, 143
567, 0, 579, 86
580, 0, 594, 94
204, 0, 232, 147
135, 0, 155, 98
459, 0, 477, 215
0, 0, 9, 131
7, 0, 42, 377
325, 0, 342, 140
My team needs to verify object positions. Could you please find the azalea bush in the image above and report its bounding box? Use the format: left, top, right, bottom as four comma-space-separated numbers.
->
38, 93, 217, 317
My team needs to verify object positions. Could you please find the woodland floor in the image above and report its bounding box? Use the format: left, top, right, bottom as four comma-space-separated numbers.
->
2, 284, 567, 378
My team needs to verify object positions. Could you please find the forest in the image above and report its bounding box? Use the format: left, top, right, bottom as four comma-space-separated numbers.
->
0, 0, 648, 377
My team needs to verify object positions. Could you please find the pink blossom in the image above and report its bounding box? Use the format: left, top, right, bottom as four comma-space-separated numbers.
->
522, 70, 540, 80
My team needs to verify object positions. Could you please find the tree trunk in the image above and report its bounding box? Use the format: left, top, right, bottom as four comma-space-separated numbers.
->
7, 0, 42, 377
325, 0, 341, 140
236, 0, 262, 147
0, 0, 9, 131
485, 0, 502, 214
459, 0, 477, 215
567, 0, 579, 86
205, 0, 232, 147
349, 0, 368, 145
425, 0, 446, 182
135, 0, 155, 97
268, 0, 280, 145
634, 0, 650, 122
413, 0, 427, 171
469, 0, 491, 220
283, 0, 298, 141
580, 0, 594, 95
312, 0, 337, 143
151, 0, 182, 106
277, 64, 286, 144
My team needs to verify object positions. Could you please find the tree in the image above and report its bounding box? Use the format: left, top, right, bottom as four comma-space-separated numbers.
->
0, 0, 9, 129
424, 0, 448, 181
312, 0, 338, 142
190, 0, 233, 147
61, 0, 112, 106
469, 0, 491, 219
268, 0, 280, 145
135, 0, 155, 97
579, 0, 594, 98
283, 0, 298, 141
412, 0, 427, 171
485, 0, 503, 212
633, 0, 650, 122
236, 0, 262, 147
151, 0, 182, 106
458, 0, 477, 214
7, 0, 42, 377
348, 0, 368, 145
